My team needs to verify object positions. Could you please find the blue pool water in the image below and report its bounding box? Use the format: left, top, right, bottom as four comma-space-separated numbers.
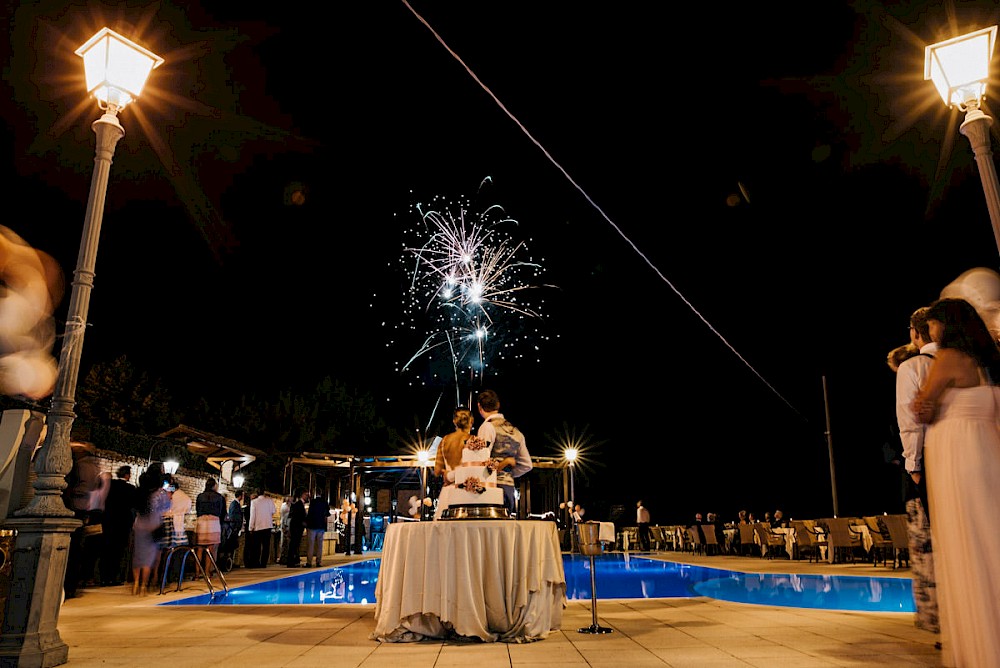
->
159, 554, 915, 613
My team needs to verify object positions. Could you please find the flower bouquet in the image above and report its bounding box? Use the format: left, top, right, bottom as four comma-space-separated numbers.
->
458, 476, 486, 494
465, 435, 489, 451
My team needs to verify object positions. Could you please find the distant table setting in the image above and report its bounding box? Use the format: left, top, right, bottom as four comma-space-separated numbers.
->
371, 519, 566, 643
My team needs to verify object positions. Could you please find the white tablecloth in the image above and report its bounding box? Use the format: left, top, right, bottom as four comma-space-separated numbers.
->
774, 527, 795, 559
371, 520, 566, 643
598, 522, 615, 543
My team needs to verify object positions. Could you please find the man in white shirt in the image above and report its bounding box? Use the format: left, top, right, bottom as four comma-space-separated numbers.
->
636, 500, 651, 551
278, 496, 291, 565
246, 489, 277, 568
477, 389, 532, 517
894, 306, 939, 635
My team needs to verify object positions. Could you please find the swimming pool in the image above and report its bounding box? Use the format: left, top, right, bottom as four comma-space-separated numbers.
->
159, 554, 915, 613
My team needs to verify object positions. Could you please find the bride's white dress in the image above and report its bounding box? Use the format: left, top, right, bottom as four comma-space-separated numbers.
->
433, 461, 455, 521
924, 384, 1000, 667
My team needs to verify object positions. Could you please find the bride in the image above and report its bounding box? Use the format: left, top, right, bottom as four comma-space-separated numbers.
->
432, 408, 474, 520
912, 297, 1000, 666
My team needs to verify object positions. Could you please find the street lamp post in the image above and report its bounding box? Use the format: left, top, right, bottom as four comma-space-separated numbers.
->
564, 447, 578, 512
925, 25, 1000, 256
0, 28, 162, 668
563, 447, 578, 550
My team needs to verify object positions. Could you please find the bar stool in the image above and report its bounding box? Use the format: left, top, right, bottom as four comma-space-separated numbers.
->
575, 522, 613, 634
159, 543, 229, 596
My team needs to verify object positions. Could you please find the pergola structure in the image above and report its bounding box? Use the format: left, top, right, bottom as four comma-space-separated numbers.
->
153, 424, 575, 523
284, 452, 571, 522
158, 424, 268, 484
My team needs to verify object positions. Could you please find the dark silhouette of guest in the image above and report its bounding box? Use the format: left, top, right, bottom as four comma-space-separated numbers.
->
99, 465, 138, 586
131, 463, 169, 596
284, 488, 307, 567
62, 445, 102, 598
194, 477, 226, 577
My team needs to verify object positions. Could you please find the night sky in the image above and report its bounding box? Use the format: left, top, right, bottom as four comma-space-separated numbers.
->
5, 1, 1000, 524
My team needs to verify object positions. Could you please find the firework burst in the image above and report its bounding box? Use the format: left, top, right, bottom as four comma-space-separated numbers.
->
388, 181, 556, 415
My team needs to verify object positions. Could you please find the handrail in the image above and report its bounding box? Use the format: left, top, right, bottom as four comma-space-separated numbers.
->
159, 544, 229, 596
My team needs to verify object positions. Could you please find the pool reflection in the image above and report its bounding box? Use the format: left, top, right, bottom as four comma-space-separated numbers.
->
161, 554, 914, 613
564, 554, 914, 612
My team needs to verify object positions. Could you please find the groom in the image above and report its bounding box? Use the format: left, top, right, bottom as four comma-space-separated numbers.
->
476, 389, 532, 517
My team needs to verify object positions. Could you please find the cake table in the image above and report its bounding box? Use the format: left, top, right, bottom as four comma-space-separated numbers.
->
371, 519, 566, 643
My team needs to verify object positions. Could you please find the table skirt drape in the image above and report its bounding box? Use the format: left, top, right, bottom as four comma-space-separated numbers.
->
371, 520, 566, 643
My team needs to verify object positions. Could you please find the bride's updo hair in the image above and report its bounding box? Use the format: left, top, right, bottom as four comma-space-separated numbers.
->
453, 408, 473, 431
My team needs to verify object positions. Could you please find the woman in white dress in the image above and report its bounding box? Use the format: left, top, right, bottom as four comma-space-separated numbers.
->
432, 408, 474, 520
912, 297, 1000, 667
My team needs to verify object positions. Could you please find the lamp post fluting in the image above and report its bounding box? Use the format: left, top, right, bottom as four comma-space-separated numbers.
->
959, 101, 1000, 256
19, 111, 124, 519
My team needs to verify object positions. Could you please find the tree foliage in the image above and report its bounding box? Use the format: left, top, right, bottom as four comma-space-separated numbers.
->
75, 355, 177, 433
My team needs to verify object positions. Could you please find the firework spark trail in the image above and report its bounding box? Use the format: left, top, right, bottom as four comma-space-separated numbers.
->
399, 0, 803, 419
395, 186, 552, 409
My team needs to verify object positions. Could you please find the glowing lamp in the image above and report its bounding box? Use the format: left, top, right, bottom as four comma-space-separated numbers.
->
75, 27, 163, 110
925, 26, 998, 109
417, 449, 430, 465
163, 460, 179, 475
925, 26, 1000, 258
564, 447, 579, 464
233, 473, 245, 489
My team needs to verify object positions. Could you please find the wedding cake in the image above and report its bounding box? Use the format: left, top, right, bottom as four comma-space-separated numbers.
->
448, 435, 504, 507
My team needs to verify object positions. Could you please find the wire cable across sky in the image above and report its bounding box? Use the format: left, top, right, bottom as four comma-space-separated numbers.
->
400, 0, 807, 421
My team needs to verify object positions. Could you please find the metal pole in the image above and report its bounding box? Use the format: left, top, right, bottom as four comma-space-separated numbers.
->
420, 465, 428, 520
822, 375, 839, 517
0, 109, 124, 667
569, 463, 575, 511
960, 102, 1000, 258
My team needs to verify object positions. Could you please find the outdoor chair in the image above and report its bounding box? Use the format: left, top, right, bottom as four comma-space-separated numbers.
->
648, 526, 665, 551
790, 520, 827, 562
862, 516, 892, 567
753, 522, 786, 559
686, 527, 704, 555
701, 523, 721, 556
821, 518, 864, 564
881, 513, 911, 569
737, 523, 756, 556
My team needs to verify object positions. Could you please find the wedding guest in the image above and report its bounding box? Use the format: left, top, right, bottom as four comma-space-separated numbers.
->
278, 495, 292, 565
246, 489, 276, 568
887, 342, 920, 372
912, 297, 1000, 664
163, 475, 191, 550
636, 500, 651, 551
285, 488, 307, 567
62, 445, 101, 598
131, 464, 169, 596
352, 503, 366, 554
225, 490, 245, 568
194, 478, 225, 578
99, 465, 138, 586
158, 475, 191, 585
305, 485, 331, 568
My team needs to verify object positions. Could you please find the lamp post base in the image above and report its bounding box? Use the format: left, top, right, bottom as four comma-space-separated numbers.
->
577, 624, 614, 634
0, 517, 80, 668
